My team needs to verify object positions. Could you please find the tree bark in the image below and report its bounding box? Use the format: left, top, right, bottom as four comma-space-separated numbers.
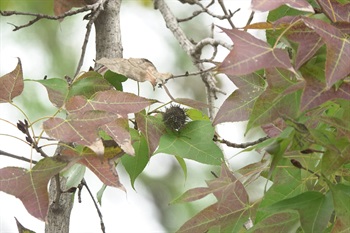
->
45, 0, 122, 232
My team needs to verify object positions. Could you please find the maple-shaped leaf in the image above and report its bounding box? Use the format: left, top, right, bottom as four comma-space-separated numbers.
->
274, 16, 325, 69
0, 58, 24, 103
251, 0, 314, 12
96, 58, 173, 88
218, 28, 294, 76
317, 0, 350, 23
262, 118, 287, 137
29, 78, 69, 108
61, 148, 125, 190
213, 73, 265, 125
135, 111, 166, 155
0, 157, 67, 221
302, 17, 350, 87
301, 75, 350, 111
264, 191, 333, 233
171, 187, 212, 204
66, 89, 155, 116
177, 164, 249, 232
328, 183, 350, 232
247, 68, 300, 131
43, 110, 118, 154
101, 118, 135, 155
156, 121, 224, 165
174, 98, 209, 110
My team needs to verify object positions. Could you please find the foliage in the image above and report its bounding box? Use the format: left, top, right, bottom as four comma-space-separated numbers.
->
0, 0, 350, 232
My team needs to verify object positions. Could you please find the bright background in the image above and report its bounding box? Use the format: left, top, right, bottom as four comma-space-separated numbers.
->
0, 1, 267, 232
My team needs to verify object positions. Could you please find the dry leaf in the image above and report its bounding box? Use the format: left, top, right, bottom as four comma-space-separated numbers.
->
96, 58, 173, 88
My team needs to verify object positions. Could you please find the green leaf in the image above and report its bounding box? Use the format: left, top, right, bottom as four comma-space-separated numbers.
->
174, 155, 187, 180
247, 210, 300, 233
328, 183, 350, 232
156, 121, 224, 165
67, 71, 112, 99
104, 70, 127, 91
61, 164, 86, 190
29, 78, 69, 108
256, 158, 305, 222
264, 191, 334, 233
97, 184, 107, 206
121, 129, 149, 189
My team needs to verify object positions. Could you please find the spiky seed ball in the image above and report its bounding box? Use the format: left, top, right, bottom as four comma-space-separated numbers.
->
163, 105, 187, 131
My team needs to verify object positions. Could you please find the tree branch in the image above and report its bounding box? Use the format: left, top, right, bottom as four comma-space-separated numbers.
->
213, 135, 269, 148
0, 149, 38, 164
0, 4, 100, 31
154, 0, 224, 119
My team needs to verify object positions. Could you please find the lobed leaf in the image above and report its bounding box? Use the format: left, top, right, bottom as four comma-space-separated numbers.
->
0, 58, 24, 103
317, 0, 350, 23
213, 73, 265, 125
156, 121, 223, 165
177, 164, 249, 233
218, 27, 294, 77
66, 89, 155, 116
302, 17, 350, 88
0, 157, 67, 221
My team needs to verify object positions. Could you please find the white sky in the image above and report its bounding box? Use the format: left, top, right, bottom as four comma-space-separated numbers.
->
0, 1, 267, 232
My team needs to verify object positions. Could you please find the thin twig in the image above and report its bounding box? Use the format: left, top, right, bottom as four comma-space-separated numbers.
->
80, 178, 106, 233
218, 0, 237, 28
245, 11, 255, 31
214, 135, 269, 148
0, 4, 99, 31
0, 150, 38, 164
74, 0, 106, 78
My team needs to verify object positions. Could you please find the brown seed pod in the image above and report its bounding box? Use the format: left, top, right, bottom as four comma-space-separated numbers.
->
163, 105, 187, 131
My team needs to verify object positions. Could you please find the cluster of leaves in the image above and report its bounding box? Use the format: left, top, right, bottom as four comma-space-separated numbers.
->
176, 0, 349, 232
0, 57, 223, 222
0, 0, 349, 232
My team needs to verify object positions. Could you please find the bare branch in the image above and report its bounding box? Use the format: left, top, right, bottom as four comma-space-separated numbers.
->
218, 0, 238, 28
192, 38, 233, 57
245, 11, 255, 30
154, 0, 224, 119
79, 179, 106, 233
213, 135, 270, 148
0, 3, 100, 31
0, 149, 38, 164
74, 0, 107, 77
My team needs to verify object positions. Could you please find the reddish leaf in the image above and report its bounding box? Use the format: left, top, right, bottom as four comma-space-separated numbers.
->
0, 58, 24, 103
276, 16, 325, 69
218, 28, 294, 76
213, 73, 265, 125
66, 89, 155, 115
61, 148, 125, 190
177, 164, 249, 232
301, 76, 350, 111
43, 110, 118, 154
247, 68, 300, 131
262, 118, 287, 138
251, 0, 314, 12
302, 18, 350, 87
135, 111, 166, 155
0, 158, 67, 221
171, 187, 212, 204
317, 0, 350, 23
101, 119, 135, 155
